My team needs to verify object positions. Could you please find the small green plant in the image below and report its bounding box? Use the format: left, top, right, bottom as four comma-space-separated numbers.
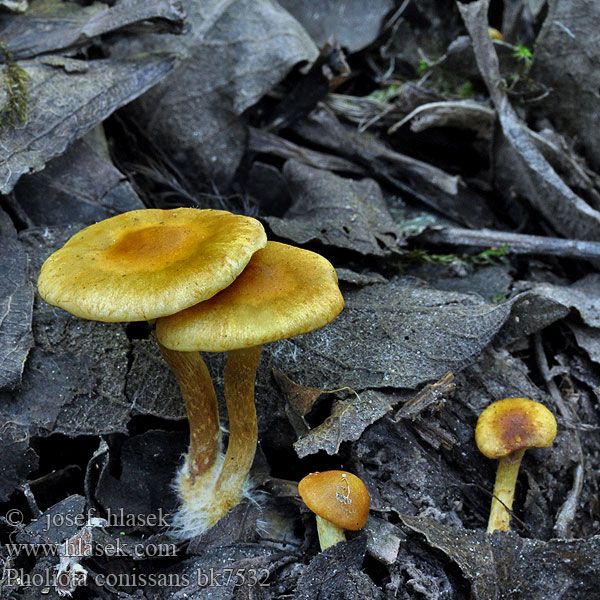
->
512, 43, 533, 69
498, 43, 547, 102
416, 58, 430, 74
1, 41, 29, 128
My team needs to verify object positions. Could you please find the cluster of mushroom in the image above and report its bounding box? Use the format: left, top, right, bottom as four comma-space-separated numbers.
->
292, 395, 558, 549
38, 208, 344, 538
37, 206, 559, 546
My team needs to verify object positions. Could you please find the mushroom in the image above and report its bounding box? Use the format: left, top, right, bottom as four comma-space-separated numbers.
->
155, 241, 344, 537
37, 207, 267, 525
475, 397, 557, 533
38, 208, 266, 322
488, 27, 503, 41
297, 470, 370, 550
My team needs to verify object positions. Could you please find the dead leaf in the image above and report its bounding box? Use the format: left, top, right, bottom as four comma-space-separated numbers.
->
529, 275, 600, 328
19, 495, 87, 544
295, 537, 382, 600
5, 227, 135, 438
414, 265, 511, 305
531, 0, 600, 173
245, 161, 292, 217
0, 0, 185, 60
336, 268, 387, 286
0, 54, 176, 193
116, 0, 318, 186
271, 277, 511, 391
265, 160, 403, 255
278, 0, 394, 53
0, 418, 37, 501
14, 131, 144, 227
569, 324, 600, 366
401, 515, 600, 600
0, 208, 33, 391
248, 128, 363, 176
274, 370, 343, 418
363, 515, 403, 566
293, 390, 394, 458
125, 338, 186, 421
295, 105, 460, 196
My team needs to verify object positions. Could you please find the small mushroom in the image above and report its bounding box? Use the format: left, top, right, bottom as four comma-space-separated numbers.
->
298, 470, 370, 550
475, 397, 557, 533
156, 241, 344, 537
488, 27, 503, 41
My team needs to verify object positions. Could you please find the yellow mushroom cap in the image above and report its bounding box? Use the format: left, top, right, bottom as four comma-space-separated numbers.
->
155, 241, 344, 352
37, 208, 267, 322
488, 27, 503, 41
298, 470, 370, 530
475, 397, 557, 459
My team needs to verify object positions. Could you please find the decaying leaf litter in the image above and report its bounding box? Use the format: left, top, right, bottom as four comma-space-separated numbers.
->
1, 0, 599, 597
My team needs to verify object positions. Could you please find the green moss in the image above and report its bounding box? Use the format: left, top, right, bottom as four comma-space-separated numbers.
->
367, 84, 401, 103
456, 81, 475, 99
399, 244, 508, 270
1, 42, 30, 128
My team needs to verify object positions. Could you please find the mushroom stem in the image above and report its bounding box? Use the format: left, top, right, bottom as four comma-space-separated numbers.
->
315, 515, 346, 550
488, 449, 525, 533
214, 345, 262, 509
157, 342, 221, 478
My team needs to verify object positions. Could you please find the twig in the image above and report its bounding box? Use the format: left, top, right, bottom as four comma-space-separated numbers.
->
248, 127, 364, 174
533, 333, 584, 538
20, 483, 41, 518
418, 227, 600, 261
394, 371, 455, 421
388, 100, 493, 134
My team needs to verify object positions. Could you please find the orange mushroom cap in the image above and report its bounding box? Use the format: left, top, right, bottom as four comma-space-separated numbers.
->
37, 208, 266, 322
155, 241, 344, 352
475, 397, 557, 459
298, 470, 370, 531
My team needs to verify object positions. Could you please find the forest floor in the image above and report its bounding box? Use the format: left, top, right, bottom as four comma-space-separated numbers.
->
1, 1, 599, 598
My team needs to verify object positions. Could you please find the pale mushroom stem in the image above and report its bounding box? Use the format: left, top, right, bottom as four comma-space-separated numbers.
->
488, 449, 525, 533
316, 515, 346, 550
157, 342, 221, 479
214, 345, 262, 510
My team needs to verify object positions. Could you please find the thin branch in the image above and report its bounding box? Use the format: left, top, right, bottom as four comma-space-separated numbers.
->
419, 227, 600, 261
533, 333, 584, 538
